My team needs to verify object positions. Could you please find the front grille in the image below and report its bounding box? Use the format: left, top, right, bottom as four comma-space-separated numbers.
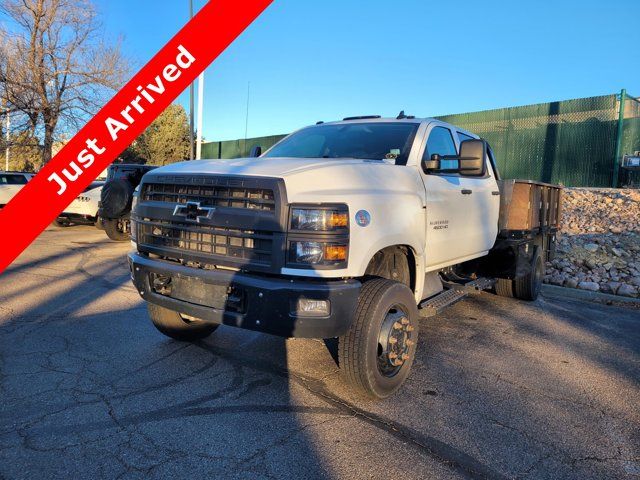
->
138, 219, 273, 265
142, 183, 275, 212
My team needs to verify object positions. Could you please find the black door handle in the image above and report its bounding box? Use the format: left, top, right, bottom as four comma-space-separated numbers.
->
492, 191, 500, 196
461, 189, 473, 195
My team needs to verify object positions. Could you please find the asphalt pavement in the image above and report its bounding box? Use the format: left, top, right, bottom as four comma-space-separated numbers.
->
1, 225, 639, 480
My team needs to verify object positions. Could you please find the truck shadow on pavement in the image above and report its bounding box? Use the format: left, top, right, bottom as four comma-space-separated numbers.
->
0, 245, 514, 480
1, 240, 639, 479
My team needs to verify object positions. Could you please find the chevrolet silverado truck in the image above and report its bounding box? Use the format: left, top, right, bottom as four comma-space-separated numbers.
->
128, 115, 562, 398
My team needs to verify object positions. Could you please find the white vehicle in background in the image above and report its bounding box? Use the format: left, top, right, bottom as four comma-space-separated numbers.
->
54, 181, 104, 227
0, 172, 34, 207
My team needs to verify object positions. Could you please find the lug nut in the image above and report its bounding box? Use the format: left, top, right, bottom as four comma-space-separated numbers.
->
393, 322, 402, 330
401, 353, 410, 361
393, 359, 404, 367
388, 352, 398, 359
406, 325, 415, 332
388, 337, 398, 344
400, 317, 409, 325
406, 339, 415, 346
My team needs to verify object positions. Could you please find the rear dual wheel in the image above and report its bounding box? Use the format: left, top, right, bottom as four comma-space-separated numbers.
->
339, 279, 419, 399
495, 248, 543, 301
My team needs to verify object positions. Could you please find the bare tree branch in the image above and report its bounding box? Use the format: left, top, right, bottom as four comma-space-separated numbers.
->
0, 0, 130, 166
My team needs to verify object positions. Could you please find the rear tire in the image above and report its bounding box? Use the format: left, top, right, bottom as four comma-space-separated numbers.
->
514, 248, 543, 301
147, 303, 219, 341
338, 278, 419, 399
495, 278, 514, 297
104, 218, 129, 241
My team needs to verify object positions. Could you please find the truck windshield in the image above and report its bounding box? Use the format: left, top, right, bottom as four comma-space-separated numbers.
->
263, 122, 419, 164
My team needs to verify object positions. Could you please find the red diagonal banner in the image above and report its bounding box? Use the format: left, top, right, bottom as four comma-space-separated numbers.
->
0, 0, 272, 273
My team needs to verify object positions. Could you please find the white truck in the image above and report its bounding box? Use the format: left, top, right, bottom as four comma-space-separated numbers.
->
128, 115, 562, 398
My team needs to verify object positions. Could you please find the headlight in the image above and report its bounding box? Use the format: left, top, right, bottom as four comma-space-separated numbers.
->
130, 217, 137, 242
290, 206, 348, 232
289, 241, 348, 266
131, 187, 140, 210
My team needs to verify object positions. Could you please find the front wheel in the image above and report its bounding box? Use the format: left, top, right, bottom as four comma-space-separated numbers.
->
103, 218, 129, 241
338, 278, 419, 399
147, 303, 219, 341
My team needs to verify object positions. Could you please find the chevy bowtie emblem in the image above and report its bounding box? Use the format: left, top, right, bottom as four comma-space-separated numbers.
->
173, 201, 215, 222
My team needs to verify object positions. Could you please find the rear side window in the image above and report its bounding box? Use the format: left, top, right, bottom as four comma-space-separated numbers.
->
0, 174, 29, 185
424, 126, 457, 170
457, 132, 474, 145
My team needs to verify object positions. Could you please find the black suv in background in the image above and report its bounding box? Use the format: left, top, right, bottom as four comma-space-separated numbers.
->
99, 164, 156, 241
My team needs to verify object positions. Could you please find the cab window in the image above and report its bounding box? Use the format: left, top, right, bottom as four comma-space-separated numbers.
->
424, 126, 457, 170
457, 132, 474, 145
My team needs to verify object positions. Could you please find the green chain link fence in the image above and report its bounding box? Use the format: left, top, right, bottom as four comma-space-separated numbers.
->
621, 94, 640, 187
200, 91, 640, 187
200, 134, 285, 161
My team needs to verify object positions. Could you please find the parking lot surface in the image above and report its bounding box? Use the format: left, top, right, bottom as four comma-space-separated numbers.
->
1, 225, 639, 479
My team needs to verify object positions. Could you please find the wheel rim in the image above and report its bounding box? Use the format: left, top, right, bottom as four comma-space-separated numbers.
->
377, 304, 415, 377
117, 219, 129, 234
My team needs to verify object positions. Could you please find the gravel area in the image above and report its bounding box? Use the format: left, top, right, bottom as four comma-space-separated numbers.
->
544, 188, 640, 297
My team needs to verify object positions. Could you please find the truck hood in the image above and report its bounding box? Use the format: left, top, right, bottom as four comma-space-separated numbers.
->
144, 156, 425, 205
145, 157, 393, 178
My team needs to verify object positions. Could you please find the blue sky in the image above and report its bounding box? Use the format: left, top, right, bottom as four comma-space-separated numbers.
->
97, 0, 639, 141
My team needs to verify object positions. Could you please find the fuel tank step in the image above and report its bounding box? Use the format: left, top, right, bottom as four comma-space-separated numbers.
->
418, 289, 467, 318
441, 277, 496, 295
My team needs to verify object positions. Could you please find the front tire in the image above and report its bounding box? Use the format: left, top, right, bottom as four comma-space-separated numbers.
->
103, 218, 129, 241
147, 303, 219, 341
338, 278, 419, 399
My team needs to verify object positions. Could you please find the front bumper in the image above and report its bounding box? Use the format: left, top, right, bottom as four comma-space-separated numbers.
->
128, 252, 360, 338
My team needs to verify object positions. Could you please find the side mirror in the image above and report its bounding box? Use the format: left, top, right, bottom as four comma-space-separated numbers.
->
421, 153, 441, 172
249, 146, 262, 158
458, 139, 486, 176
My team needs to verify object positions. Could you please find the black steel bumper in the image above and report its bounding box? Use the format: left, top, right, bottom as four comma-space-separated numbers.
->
128, 252, 360, 338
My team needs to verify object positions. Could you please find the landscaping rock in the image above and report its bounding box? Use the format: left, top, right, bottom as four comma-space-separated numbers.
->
617, 284, 638, 298
543, 188, 640, 298
578, 281, 600, 292
584, 243, 599, 253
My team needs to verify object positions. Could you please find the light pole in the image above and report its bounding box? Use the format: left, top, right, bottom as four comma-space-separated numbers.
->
2, 100, 8, 172
196, 72, 204, 159
188, 0, 195, 160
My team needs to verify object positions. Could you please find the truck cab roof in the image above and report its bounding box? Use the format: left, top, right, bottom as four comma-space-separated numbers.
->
313, 116, 478, 140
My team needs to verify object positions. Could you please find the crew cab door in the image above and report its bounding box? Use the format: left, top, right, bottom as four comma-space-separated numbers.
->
419, 124, 498, 270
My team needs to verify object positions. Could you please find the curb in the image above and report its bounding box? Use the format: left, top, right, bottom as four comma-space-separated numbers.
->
541, 284, 640, 307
